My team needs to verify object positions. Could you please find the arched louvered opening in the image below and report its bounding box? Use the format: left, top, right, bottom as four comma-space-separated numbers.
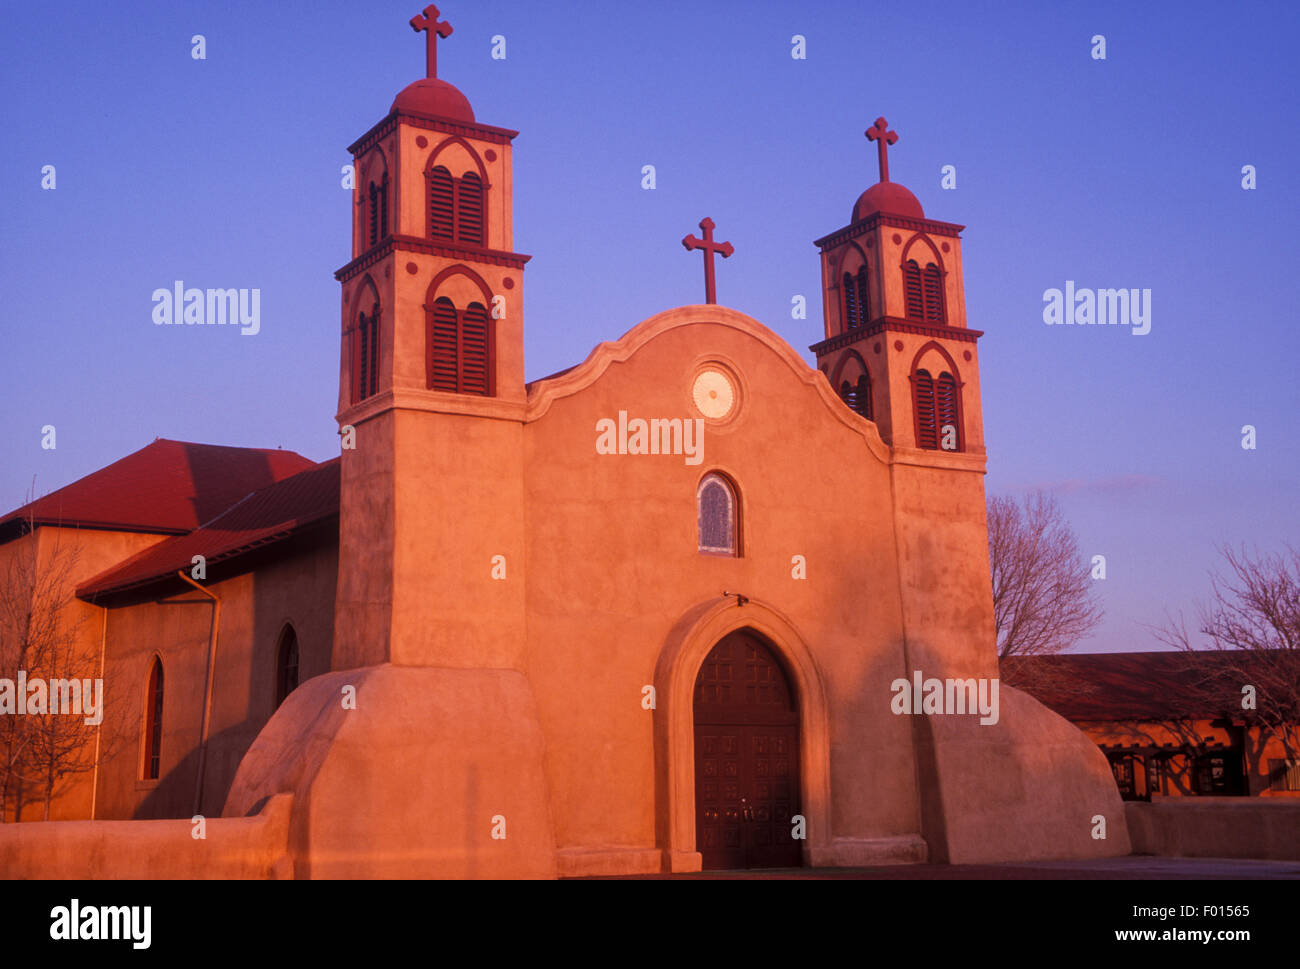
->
698, 472, 739, 556
842, 272, 860, 329
429, 165, 455, 241
143, 658, 164, 781
367, 172, 389, 248
923, 263, 945, 323
275, 625, 299, 709
457, 173, 485, 247
354, 303, 380, 403
839, 379, 857, 413
428, 296, 460, 392
936, 371, 960, 450
856, 266, 870, 325
855, 373, 872, 420
461, 302, 491, 395
426, 296, 495, 396
913, 368, 938, 450
904, 260, 924, 319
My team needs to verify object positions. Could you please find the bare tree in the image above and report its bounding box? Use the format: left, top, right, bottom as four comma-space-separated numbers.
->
1155, 544, 1300, 771
0, 515, 120, 820
988, 491, 1104, 690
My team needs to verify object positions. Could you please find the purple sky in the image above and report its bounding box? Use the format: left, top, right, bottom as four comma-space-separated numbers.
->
3, 0, 1297, 654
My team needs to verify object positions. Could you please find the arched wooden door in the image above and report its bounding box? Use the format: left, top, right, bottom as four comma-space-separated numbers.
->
693, 629, 802, 869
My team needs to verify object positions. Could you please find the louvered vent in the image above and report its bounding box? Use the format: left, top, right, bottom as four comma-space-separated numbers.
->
429, 166, 455, 241
856, 266, 870, 325
461, 302, 491, 395
856, 373, 872, 420
936, 371, 959, 448
429, 298, 459, 391
904, 260, 924, 319
914, 369, 937, 449
842, 273, 859, 329
457, 173, 485, 246
924, 263, 945, 323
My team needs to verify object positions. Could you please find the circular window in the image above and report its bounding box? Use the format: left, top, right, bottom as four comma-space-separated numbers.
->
692, 368, 736, 420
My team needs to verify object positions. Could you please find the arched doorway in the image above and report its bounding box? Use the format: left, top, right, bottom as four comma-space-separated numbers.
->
693, 629, 802, 869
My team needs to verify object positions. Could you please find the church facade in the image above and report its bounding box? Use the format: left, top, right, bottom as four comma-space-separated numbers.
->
0, 9, 1127, 877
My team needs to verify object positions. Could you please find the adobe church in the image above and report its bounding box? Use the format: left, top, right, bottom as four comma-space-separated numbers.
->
0, 8, 1127, 877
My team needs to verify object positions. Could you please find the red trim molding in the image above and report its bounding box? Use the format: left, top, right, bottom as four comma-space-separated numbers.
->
336, 235, 531, 281
810, 317, 982, 355
349, 110, 519, 156
815, 212, 964, 250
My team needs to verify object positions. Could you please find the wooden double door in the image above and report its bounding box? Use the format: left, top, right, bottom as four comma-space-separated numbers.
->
693, 630, 802, 870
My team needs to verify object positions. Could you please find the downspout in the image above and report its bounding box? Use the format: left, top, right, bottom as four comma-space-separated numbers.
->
178, 571, 220, 817
88, 605, 108, 820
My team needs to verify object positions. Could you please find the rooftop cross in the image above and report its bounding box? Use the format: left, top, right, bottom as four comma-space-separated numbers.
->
865, 117, 899, 183
410, 5, 453, 79
681, 217, 734, 305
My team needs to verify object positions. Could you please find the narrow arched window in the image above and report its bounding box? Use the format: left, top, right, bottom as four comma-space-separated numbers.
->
923, 263, 945, 323
429, 166, 455, 241
914, 368, 938, 449
355, 303, 380, 402
856, 372, 872, 420
903, 259, 924, 319
275, 625, 299, 709
935, 371, 960, 450
427, 296, 495, 396
457, 172, 485, 246
842, 272, 859, 329
368, 181, 379, 247
698, 473, 738, 556
143, 658, 164, 780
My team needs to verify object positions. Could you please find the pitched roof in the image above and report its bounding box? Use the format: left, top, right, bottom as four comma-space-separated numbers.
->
1004, 651, 1248, 721
0, 439, 316, 542
77, 458, 339, 602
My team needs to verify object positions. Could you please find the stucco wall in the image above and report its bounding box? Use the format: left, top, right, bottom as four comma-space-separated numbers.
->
1126, 797, 1300, 860
93, 536, 338, 820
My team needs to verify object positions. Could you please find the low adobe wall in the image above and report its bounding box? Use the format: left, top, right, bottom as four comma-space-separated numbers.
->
1126, 797, 1300, 861
0, 793, 292, 879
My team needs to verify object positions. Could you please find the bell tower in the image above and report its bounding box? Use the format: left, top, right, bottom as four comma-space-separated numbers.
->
811, 118, 985, 455
332, 5, 531, 670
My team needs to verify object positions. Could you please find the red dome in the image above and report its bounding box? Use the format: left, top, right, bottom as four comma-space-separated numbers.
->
853, 181, 924, 221
391, 78, 475, 123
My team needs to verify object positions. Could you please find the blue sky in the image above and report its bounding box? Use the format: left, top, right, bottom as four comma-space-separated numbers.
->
3, 0, 1297, 653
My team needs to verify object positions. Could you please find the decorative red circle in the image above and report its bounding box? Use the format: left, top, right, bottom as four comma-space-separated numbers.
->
941, 242, 951, 253
416, 135, 428, 148
873, 342, 882, 354
893, 340, 904, 352
892, 233, 902, 245
502, 277, 515, 290
485, 149, 498, 162
405, 262, 418, 274
864, 237, 875, 248
963, 350, 972, 361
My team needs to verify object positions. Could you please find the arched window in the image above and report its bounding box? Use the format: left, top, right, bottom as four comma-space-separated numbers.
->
429, 165, 486, 246
923, 263, 945, 323
426, 296, 494, 396
698, 473, 739, 556
275, 625, 299, 709
354, 302, 380, 403
142, 658, 164, 780
367, 171, 389, 248
903, 260, 924, 319
839, 379, 857, 414
913, 368, 961, 451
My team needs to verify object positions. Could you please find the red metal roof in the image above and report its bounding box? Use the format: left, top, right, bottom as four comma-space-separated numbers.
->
0, 439, 316, 541
1004, 651, 1248, 721
77, 458, 339, 602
